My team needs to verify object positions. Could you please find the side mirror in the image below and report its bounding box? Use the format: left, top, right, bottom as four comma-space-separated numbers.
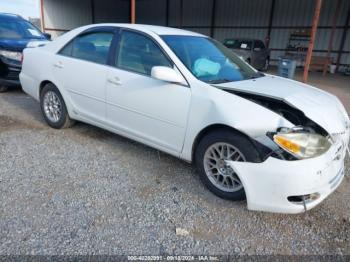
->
151, 66, 184, 84
43, 33, 52, 40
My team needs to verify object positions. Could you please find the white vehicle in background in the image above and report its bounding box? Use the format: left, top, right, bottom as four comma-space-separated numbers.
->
20, 24, 349, 214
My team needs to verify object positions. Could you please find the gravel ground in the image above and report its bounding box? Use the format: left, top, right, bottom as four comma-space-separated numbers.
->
0, 89, 349, 255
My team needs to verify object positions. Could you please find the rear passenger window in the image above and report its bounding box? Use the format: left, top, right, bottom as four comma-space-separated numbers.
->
59, 32, 114, 64
116, 30, 172, 75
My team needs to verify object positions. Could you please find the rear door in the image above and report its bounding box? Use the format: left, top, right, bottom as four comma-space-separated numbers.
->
52, 27, 117, 122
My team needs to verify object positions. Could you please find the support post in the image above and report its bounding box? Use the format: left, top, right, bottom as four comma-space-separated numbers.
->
210, 0, 217, 38
266, 0, 276, 48
130, 0, 136, 24
336, 4, 350, 71
40, 0, 45, 32
303, 0, 322, 83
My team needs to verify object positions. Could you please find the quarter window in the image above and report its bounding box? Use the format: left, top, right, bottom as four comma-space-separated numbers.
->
59, 32, 114, 64
116, 30, 172, 75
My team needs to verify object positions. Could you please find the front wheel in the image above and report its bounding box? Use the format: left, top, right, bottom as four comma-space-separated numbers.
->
40, 83, 75, 129
195, 130, 260, 200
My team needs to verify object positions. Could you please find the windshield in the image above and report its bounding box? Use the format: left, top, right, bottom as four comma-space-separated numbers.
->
223, 39, 253, 50
161, 35, 262, 84
0, 19, 44, 39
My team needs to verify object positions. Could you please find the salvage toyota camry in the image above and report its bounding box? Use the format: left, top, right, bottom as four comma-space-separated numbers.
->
20, 24, 349, 213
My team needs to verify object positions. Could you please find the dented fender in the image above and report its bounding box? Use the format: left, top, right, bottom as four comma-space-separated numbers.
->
180, 84, 294, 161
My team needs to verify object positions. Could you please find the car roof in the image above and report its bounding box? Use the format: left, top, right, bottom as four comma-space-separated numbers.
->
41, 23, 208, 54
0, 13, 23, 20
85, 23, 206, 37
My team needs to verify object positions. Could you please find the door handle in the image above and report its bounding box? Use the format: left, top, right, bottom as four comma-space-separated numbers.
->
107, 76, 122, 85
54, 61, 64, 69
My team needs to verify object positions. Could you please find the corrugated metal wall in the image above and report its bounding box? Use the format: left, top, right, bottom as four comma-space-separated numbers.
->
43, 0, 92, 37
43, 0, 129, 37
43, 0, 350, 67
212, 0, 270, 43
94, 0, 129, 23
215, 0, 271, 27
136, 0, 167, 25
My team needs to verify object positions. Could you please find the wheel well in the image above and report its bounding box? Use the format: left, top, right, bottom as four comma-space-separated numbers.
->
191, 124, 258, 162
39, 80, 53, 96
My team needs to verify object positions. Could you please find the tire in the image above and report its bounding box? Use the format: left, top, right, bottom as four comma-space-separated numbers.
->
40, 83, 75, 129
195, 129, 260, 201
0, 86, 8, 93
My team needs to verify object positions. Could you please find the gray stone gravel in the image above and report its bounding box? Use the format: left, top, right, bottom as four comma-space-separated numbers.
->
0, 89, 349, 255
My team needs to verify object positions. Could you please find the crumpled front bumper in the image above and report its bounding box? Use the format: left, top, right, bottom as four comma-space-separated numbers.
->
226, 139, 347, 214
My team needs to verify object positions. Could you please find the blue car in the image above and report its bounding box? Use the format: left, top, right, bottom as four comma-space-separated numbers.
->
0, 13, 50, 92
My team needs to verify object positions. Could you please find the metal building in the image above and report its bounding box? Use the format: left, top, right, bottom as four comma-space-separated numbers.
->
40, 0, 350, 70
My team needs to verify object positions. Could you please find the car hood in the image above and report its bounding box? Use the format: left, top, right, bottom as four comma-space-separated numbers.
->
0, 38, 46, 52
217, 74, 349, 135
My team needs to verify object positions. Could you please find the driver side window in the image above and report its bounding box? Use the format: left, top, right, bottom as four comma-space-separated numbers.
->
115, 30, 172, 75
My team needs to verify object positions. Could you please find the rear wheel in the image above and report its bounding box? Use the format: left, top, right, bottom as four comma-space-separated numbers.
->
195, 129, 260, 200
0, 86, 8, 93
40, 83, 74, 129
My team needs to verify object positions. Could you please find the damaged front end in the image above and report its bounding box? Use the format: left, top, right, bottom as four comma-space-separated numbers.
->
221, 89, 349, 213
226, 90, 333, 161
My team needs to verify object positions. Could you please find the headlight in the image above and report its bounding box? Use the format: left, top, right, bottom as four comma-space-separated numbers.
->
0, 50, 22, 62
273, 132, 332, 159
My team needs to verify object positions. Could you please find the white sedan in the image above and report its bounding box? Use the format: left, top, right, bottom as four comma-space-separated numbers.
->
20, 24, 349, 213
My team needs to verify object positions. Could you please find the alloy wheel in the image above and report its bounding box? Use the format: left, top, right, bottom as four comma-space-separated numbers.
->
203, 142, 246, 192
43, 91, 62, 123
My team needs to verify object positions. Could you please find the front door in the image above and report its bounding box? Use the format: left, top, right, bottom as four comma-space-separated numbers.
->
105, 30, 191, 154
